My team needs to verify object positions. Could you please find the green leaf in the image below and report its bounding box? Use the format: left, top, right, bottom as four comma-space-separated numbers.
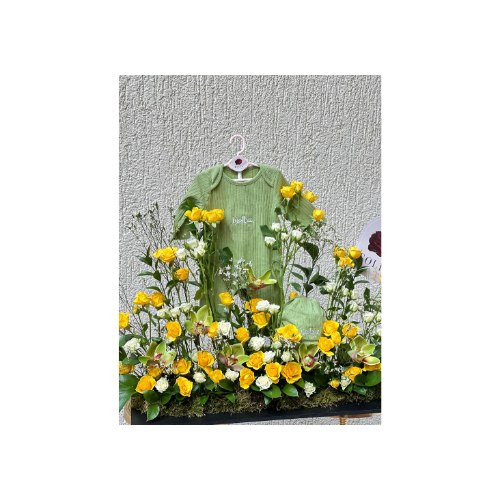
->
175, 393, 185, 402
309, 271, 319, 283
354, 373, 367, 386
199, 394, 209, 405
314, 371, 328, 387
147, 403, 160, 422
293, 264, 312, 278
121, 356, 139, 366
218, 379, 235, 392
146, 286, 162, 293
365, 371, 382, 386
373, 345, 381, 359
194, 288, 204, 301
153, 271, 162, 281
161, 394, 172, 405
353, 385, 367, 395
303, 283, 313, 294
264, 395, 272, 405
151, 336, 162, 343
143, 390, 159, 403
262, 385, 281, 399
250, 383, 260, 392
260, 225, 275, 238
205, 379, 215, 391
300, 242, 319, 262
119, 374, 138, 411
225, 393, 236, 404
119, 334, 133, 347
302, 373, 314, 383
119, 347, 126, 361
218, 247, 233, 267
364, 288, 371, 303
137, 271, 154, 277
188, 280, 201, 287
291, 272, 304, 280
282, 384, 299, 397
295, 378, 305, 389
291, 282, 301, 292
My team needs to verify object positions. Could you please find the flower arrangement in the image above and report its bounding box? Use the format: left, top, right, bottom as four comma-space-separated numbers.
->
119, 184, 381, 422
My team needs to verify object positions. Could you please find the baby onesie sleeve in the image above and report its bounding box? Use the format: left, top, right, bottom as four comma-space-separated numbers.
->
278, 172, 315, 228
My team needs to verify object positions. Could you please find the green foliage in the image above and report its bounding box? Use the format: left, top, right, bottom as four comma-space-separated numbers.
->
147, 404, 160, 421
282, 384, 299, 397
119, 374, 138, 412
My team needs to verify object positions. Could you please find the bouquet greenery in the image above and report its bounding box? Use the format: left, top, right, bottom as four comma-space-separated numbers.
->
119, 183, 381, 422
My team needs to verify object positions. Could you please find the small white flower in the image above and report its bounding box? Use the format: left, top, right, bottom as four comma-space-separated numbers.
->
267, 304, 280, 315
249, 336, 265, 351
350, 290, 359, 300
190, 351, 199, 363
271, 222, 281, 232
124, 337, 141, 353
225, 369, 240, 382
291, 229, 303, 242
180, 302, 192, 313
281, 351, 292, 362
304, 381, 316, 398
192, 247, 205, 259
217, 321, 232, 337
340, 375, 351, 390
324, 281, 336, 293
193, 372, 206, 383
264, 236, 276, 247
263, 351, 275, 363
186, 237, 198, 249
363, 311, 375, 323
375, 326, 382, 336
341, 287, 350, 297
156, 377, 169, 393
175, 248, 187, 261
256, 375, 273, 391
256, 300, 270, 312
272, 341, 282, 350
376, 312, 382, 322
281, 232, 289, 241
169, 307, 181, 319
350, 303, 359, 312
157, 307, 170, 319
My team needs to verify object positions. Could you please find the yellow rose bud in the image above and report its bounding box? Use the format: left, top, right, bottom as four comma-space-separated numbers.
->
172, 358, 192, 375
136, 375, 156, 394
149, 291, 166, 308
219, 292, 235, 306
318, 336, 335, 356
330, 378, 340, 389
339, 256, 354, 268
313, 209, 325, 221
363, 363, 381, 372
291, 180, 303, 193
342, 323, 360, 339
290, 291, 299, 299
348, 246, 362, 260
333, 246, 346, 258
265, 363, 282, 384
152, 247, 178, 263
246, 351, 265, 370
147, 363, 163, 379
119, 361, 135, 374
252, 312, 271, 329
274, 324, 302, 343
239, 368, 255, 389
133, 306, 140, 314
302, 190, 318, 203
133, 292, 150, 306
209, 369, 225, 384
323, 320, 339, 336
281, 362, 302, 384
235, 327, 250, 343
119, 312, 129, 329
197, 351, 215, 370
280, 186, 295, 198
344, 366, 363, 382
174, 268, 189, 281
166, 321, 181, 341
245, 299, 263, 313
184, 207, 203, 221
176, 376, 193, 397
208, 322, 219, 339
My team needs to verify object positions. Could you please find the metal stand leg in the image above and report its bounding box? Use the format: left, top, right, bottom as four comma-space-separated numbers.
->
338, 417, 347, 425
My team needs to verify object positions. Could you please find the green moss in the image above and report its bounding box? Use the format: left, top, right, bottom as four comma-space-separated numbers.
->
131, 385, 381, 420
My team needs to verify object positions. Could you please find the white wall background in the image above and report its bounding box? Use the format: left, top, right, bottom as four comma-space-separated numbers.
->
119, 75, 381, 425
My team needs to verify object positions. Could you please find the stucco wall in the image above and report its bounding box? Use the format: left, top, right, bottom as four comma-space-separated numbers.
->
119, 75, 381, 425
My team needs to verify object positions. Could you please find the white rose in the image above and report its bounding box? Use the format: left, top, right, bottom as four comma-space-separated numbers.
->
256, 375, 273, 391
256, 300, 270, 312
375, 326, 382, 336
267, 304, 280, 315
350, 303, 359, 312
271, 222, 281, 232
156, 377, 169, 393
124, 337, 141, 353
264, 236, 276, 247
186, 237, 198, 249
225, 369, 240, 382
169, 307, 181, 319
291, 229, 303, 242
376, 312, 382, 322
193, 372, 206, 383
272, 341, 282, 350
340, 375, 351, 390
324, 281, 336, 293
190, 351, 199, 363
157, 307, 170, 319
281, 233, 289, 241
217, 321, 232, 337
263, 351, 275, 363
249, 336, 265, 351
350, 290, 359, 300
281, 351, 292, 362
180, 302, 192, 313
175, 248, 187, 261
341, 287, 350, 297
363, 312, 375, 323
192, 247, 205, 259
304, 381, 316, 398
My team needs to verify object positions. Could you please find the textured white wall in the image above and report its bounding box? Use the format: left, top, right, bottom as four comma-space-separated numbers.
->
119, 75, 381, 425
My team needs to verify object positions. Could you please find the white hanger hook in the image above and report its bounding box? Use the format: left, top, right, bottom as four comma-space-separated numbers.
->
229, 134, 245, 155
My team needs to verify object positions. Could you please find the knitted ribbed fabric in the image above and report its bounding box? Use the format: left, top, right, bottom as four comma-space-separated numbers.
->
173, 164, 314, 311
280, 296, 325, 345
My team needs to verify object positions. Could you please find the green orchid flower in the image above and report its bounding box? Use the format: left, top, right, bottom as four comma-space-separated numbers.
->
293, 343, 320, 371
217, 343, 250, 372
247, 268, 277, 291
347, 336, 380, 366
138, 341, 176, 367
184, 305, 213, 335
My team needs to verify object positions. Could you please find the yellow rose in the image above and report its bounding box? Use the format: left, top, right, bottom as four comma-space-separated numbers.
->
209, 369, 225, 384
275, 323, 302, 343
133, 306, 140, 314
323, 320, 339, 336
119, 361, 135, 374
150, 291, 166, 308
219, 292, 234, 306
252, 312, 271, 329
166, 321, 181, 341
197, 351, 215, 370
184, 207, 203, 221
281, 362, 302, 384
265, 363, 282, 384
363, 363, 381, 372
174, 268, 189, 281
208, 322, 219, 339
344, 366, 363, 382
133, 292, 150, 306
348, 246, 362, 259
318, 336, 335, 356
119, 312, 129, 329
247, 351, 265, 370
245, 299, 263, 313
172, 358, 192, 375
339, 256, 354, 268
136, 375, 156, 394
280, 186, 295, 198
176, 376, 193, 397
214, 209, 225, 221
153, 247, 178, 263
342, 323, 360, 339
291, 180, 303, 193
147, 363, 163, 378
302, 190, 318, 203
235, 327, 250, 343
330, 379, 340, 389
207, 210, 219, 223
239, 368, 255, 389
333, 246, 346, 258
313, 209, 325, 221
290, 291, 299, 299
